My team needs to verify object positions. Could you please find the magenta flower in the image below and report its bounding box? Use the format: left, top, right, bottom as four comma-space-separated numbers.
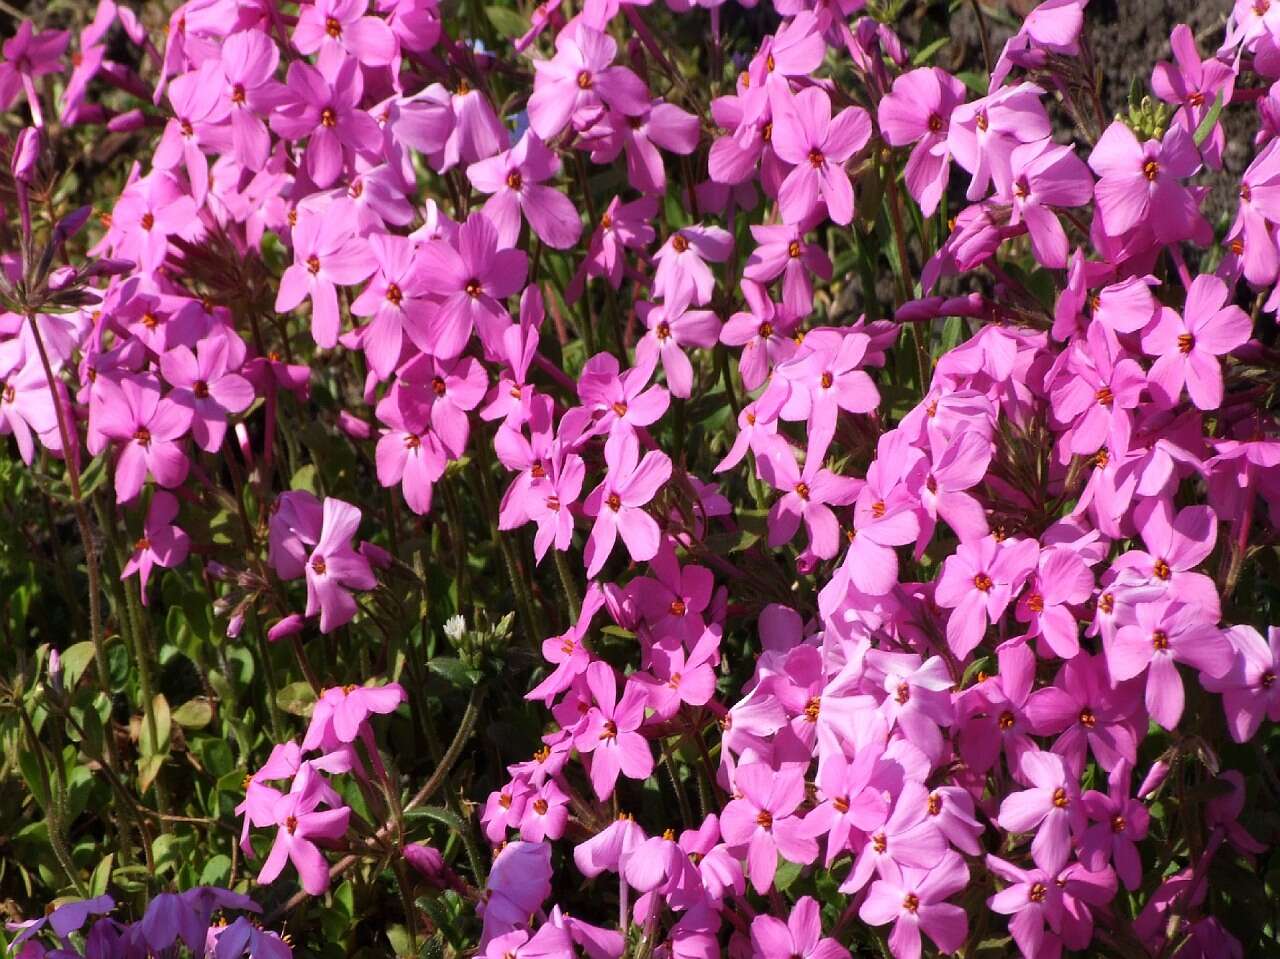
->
276, 209, 377, 349
398, 354, 487, 458
758, 440, 860, 561
1079, 760, 1149, 890
913, 429, 991, 548
154, 62, 227, 205
840, 481, 920, 595
1050, 322, 1146, 456
574, 662, 653, 800
0, 356, 60, 465
750, 896, 849, 959
743, 222, 833, 317
220, 30, 284, 172
947, 82, 1050, 201
1110, 497, 1221, 616
1151, 24, 1236, 166
634, 299, 722, 399
293, 0, 397, 67
159, 336, 255, 453
721, 762, 819, 894
1014, 546, 1094, 658
841, 781, 948, 895
720, 280, 799, 391
811, 749, 891, 866
935, 534, 1038, 658
1088, 120, 1203, 241
350, 234, 433, 378
1006, 138, 1093, 268
467, 132, 583, 250
986, 855, 1116, 959
772, 87, 871, 226
652, 224, 732, 307
582, 101, 701, 196
577, 351, 671, 451
110, 172, 199, 272
1025, 652, 1141, 777
121, 492, 190, 605
302, 682, 405, 750
1107, 599, 1233, 729
997, 749, 1085, 874
583, 434, 671, 578
518, 779, 570, 843
375, 387, 447, 515
571, 195, 656, 296
1141, 273, 1252, 410
878, 66, 967, 216
859, 852, 969, 959
527, 23, 649, 140
1205, 625, 1280, 743
0, 22, 70, 126
304, 497, 377, 633
257, 765, 350, 895
416, 212, 528, 359
479, 841, 553, 946
96, 375, 192, 504
271, 55, 381, 188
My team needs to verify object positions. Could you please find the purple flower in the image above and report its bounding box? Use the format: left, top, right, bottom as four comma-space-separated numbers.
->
583, 433, 671, 578
468, 132, 584, 250
271, 54, 381, 188
772, 87, 871, 225
276, 208, 377, 349
121, 491, 190, 605
303, 498, 377, 633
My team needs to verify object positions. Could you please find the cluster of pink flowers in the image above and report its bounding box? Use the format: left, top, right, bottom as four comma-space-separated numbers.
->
2, 0, 1278, 955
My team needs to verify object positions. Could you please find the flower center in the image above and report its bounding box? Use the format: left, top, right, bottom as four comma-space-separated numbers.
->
804, 696, 820, 722
140, 212, 155, 231
1095, 386, 1114, 407
895, 682, 910, 704
1153, 558, 1171, 581
231, 84, 246, 104
325, 16, 342, 37
656, 321, 671, 341
1151, 630, 1169, 651
1027, 593, 1044, 613
973, 573, 993, 592
795, 482, 811, 501
307, 255, 321, 274
600, 719, 618, 740
821, 371, 834, 389
193, 380, 209, 398
385, 283, 403, 305
180, 118, 194, 137
499, 791, 512, 809
432, 376, 447, 397
671, 234, 689, 253
611, 401, 628, 417
765, 53, 776, 72
465, 278, 482, 297
1230, 238, 1245, 255
1079, 707, 1096, 728
928, 113, 943, 133
1111, 814, 1127, 833
404, 433, 421, 450
1098, 591, 1115, 614
1028, 882, 1047, 903
807, 148, 825, 167
320, 107, 337, 128
756, 810, 773, 829
134, 536, 151, 552
902, 893, 920, 914
788, 240, 802, 258
1177, 333, 1194, 354
1262, 670, 1276, 689
761, 121, 772, 143
601, 211, 613, 228
312, 557, 327, 575
873, 832, 887, 853
133, 428, 152, 447
670, 599, 686, 616
533, 798, 549, 815
576, 70, 592, 89
1142, 159, 1159, 181
758, 321, 774, 339
998, 710, 1015, 731
1052, 787, 1068, 808
1189, 90, 1205, 107
927, 793, 942, 816
606, 493, 622, 512
506, 170, 523, 190
0, 384, 12, 403
833, 795, 850, 813
285, 815, 298, 834
975, 112, 989, 132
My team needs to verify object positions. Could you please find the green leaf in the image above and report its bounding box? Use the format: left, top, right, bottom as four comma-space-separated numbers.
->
171, 698, 213, 729
60, 641, 98, 690
137, 753, 165, 794
291, 464, 319, 494
911, 36, 950, 66
89, 854, 114, 897
199, 854, 231, 886
1194, 90, 1225, 146
277, 681, 317, 717
485, 4, 529, 37
773, 856, 803, 892
139, 693, 172, 758
428, 656, 479, 689
405, 804, 470, 834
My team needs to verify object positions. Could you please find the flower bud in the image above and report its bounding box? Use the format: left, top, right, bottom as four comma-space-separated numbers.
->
359, 541, 391, 569
47, 648, 63, 693
338, 410, 371, 440
12, 127, 40, 184
1138, 759, 1171, 799
404, 843, 462, 893
107, 108, 147, 133
267, 614, 305, 643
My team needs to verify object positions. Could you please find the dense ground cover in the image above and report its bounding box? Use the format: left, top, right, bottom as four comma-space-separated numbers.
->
0, 0, 1278, 956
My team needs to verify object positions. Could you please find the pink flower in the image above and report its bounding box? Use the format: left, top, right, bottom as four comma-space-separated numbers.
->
583, 434, 671, 578
1141, 274, 1252, 410
1014, 546, 1094, 658
159, 336, 255, 453
571, 195, 656, 296
398, 354, 487, 458
351, 234, 435, 378
416, 212, 529, 359
121, 491, 190, 605
1006, 138, 1093, 268
573, 662, 653, 800
1205, 625, 1280, 743
841, 781, 948, 895
1151, 24, 1236, 167
743, 222, 833, 317
577, 351, 670, 450
518, 779, 570, 842
986, 856, 1116, 959
1079, 760, 1149, 890
302, 682, 406, 750
1025, 652, 1141, 777
1107, 599, 1233, 729
634, 299, 721, 399
912, 430, 991, 548
303, 497, 377, 633
935, 534, 1038, 658
811, 748, 891, 866
582, 100, 701, 196
0, 22, 69, 126
719, 280, 799, 391
721, 762, 819, 894
96, 375, 192, 504
652, 224, 732, 307
750, 896, 849, 959
998, 749, 1085, 874
479, 841, 552, 947
526, 23, 649, 140
293, 0, 397, 67
375, 386, 448, 515
0, 357, 61, 465
859, 852, 969, 959
467, 132, 583, 250
759, 440, 860, 561
220, 30, 284, 172
947, 82, 1050, 201
878, 67, 967, 216
1088, 120, 1204, 242
276, 209, 377, 349
771, 87, 872, 225
271, 55, 382, 188
257, 765, 351, 895
1110, 497, 1221, 616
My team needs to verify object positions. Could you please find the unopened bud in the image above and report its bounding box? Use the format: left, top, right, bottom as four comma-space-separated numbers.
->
12, 127, 40, 183
47, 648, 63, 692
404, 843, 463, 893
267, 614, 305, 643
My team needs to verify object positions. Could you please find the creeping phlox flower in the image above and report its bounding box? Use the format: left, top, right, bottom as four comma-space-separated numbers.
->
1, 0, 1278, 957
